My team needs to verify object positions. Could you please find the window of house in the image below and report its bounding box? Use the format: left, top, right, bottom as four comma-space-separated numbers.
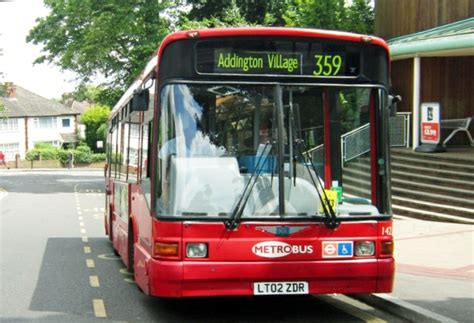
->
62, 118, 71, 128
0, 118, 19, 132
34, 117, 57, 128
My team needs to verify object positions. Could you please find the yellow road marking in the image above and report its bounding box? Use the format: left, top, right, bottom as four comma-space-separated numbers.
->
89, 276, 100, 287
82, 236, 88, 243
93, 299, 107, 318
80, 228, 86, 234
84, 246, 91, 254
86, 259, 95, 268
119, 268, 134, 275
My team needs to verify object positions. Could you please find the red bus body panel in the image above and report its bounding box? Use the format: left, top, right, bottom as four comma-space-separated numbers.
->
131, 219, 394, 297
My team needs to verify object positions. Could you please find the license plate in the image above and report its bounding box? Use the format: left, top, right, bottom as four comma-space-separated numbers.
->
253, 281, 309, 295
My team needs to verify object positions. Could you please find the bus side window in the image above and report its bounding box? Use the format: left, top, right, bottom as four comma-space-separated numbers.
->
128, 121, 140, 183
139, 108, 153, 206
140, 122, 151, 179
111, 119, 119, 179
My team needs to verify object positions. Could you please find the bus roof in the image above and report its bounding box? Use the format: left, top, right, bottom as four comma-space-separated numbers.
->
159, 27, 389, 56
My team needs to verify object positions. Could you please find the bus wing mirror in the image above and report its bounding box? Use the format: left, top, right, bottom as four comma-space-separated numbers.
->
131, 89, 150, 112
388, 94, 401, 117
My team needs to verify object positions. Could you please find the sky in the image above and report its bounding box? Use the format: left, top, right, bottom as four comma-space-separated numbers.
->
0, 0, 79, 99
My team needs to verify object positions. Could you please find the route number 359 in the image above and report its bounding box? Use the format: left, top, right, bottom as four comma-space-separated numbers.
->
313, 54, 343, 76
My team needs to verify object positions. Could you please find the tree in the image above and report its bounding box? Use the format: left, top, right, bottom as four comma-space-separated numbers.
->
346, 0, 375, 34
180, 0, 249, 29
61, 84, 122, 107
183, 0, 289, 26
0, 83, 7, 118
283, 0, 374, 34
80, 105, 110, 152
27, 0, 175, 97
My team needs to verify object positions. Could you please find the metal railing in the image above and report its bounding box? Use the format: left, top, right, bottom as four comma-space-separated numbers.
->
304, 112, 412, 167
390, 112, 411, 148
341, 123, 370, 165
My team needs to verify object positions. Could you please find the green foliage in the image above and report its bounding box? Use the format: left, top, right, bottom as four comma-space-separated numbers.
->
0, 83, 6, 116
58, 146, 105, 164
26, 144, 60, 161
184, 0, 288, 26
74, 149, 93, 164
33, 142, 55, 149
27, 0, 173, 95
61, 84, 123, 107
96, 123, 108, 143
283, 0, 374, 34
25, 150, 40, 161
25, 143, 105, 165
91, 153, 106, 163
80, 105, 110, 152
80, 105, 110, 125
180, 0, 249, 29
61, 84, 101, 104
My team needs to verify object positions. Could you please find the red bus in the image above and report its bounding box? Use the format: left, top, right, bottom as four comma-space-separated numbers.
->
105, 27, 395, 298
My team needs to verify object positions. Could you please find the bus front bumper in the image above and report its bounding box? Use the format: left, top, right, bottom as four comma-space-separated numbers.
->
146, 258, 394, 298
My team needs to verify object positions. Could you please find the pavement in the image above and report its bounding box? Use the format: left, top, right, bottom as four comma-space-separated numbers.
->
354, 216, 474, 323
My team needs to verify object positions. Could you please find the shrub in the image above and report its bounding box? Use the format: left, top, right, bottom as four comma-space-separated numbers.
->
25, 144, 103, 165
25, 150, 40, 161
75, 151, 92, 163
91, 153, 106, 163
25, 146, 59, 161
58, 150, 70, 164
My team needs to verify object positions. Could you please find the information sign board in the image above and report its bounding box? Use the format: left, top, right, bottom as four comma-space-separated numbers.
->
420, 102, 441, 144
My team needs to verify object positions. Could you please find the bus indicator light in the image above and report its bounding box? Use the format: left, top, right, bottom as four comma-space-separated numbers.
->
154, 242, 179, 257
381, 241, 394, 256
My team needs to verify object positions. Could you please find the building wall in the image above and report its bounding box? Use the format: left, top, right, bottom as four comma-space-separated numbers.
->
0, 117, 24, 161
375, 0, 474, 145
0, 115, 78, 161
392, 56, 474, 119
390, 59, 414, 113
375, 0, 474, 39
27, 115, 77, 149
421, 57, 474, 120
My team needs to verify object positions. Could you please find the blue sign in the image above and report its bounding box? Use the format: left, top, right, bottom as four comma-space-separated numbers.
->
337, 242, 353, 257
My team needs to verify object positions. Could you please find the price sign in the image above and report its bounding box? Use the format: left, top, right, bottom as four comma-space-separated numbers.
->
420, 103, 440, 144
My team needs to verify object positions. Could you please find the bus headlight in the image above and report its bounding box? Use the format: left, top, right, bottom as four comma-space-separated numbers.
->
355, 241, 375, 256
186, 243, 208, 258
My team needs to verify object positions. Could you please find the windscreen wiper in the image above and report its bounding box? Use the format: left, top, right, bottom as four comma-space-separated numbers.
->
225, 142, 272, 230
286, 99, 339, 229
294, 139, 340, 229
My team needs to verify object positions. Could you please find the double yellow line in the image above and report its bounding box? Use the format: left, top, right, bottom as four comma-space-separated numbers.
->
75, 184, 107, 318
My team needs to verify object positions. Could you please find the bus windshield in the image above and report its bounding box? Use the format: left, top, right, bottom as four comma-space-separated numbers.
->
157, 83, 380, 220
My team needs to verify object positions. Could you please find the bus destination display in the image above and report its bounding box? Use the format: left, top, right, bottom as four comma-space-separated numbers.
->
196, 40, 360, 78
215, 50, 345, 77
